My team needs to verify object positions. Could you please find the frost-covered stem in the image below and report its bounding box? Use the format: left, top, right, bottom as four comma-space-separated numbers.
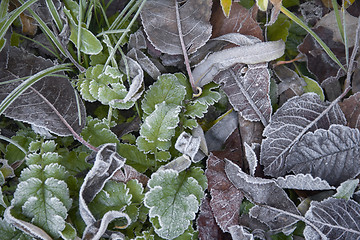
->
345, 15, 360, 90
30, 86, 99, 152
174, 0, 197, 93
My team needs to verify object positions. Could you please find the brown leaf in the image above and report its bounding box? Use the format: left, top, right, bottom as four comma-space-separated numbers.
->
111, 164, 149, 187
298, 26, 347, 83
206, 153, 244, 232
197, 196, 229, 240
339, 92, 360, 131
268, 0, 282, 26
211, 2, 263, 40
20, 13, 37, 36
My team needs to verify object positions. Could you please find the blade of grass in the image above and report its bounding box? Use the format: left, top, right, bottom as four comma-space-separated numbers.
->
45, 0, 63, 32
0, 63, 72, 115
331, 0, 344, 43
17, 0, 67, 58
281, 6, 346, 71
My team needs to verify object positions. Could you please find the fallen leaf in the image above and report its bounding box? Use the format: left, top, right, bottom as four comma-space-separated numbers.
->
275, 174, 335, 190
140, 0, 212, 55
211, 2, 263, 40
339, 92, 360, 131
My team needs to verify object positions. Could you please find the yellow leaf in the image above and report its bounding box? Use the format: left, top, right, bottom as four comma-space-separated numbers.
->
256, 0, 269, 11
220, 0, 232, 17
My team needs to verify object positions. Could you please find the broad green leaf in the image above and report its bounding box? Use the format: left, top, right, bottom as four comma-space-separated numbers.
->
137, 102, 181, 155
141, 73, 187, 119
4, 129, 36, 163
89, 180, 132, 219
256, 0, 269, 11
64, 8, 103, 55
118, 143, 155, 173
303, 76, 325, 101
144, 168, 205, 239
220, 0, 232, 17
59, 223, 77, 240
0, 218, 32, 240
13, 177, 72, 238
81, 117, 119, 147
267, 13, 291, 42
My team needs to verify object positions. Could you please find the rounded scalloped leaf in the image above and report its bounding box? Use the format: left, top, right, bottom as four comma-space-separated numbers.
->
20, 163, 70, 182
141, 73, 187, 119
144, 168, 204, 239
81, 117, 119, 147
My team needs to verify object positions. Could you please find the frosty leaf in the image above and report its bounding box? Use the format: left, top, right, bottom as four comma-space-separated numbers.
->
261, 93, 346, 177
184, 82, 221, 126
4, 207, 52, 240
275, 174, 335, 190
175, 132, 200, 161
141, 73, 187, 119
304, 198, 360, 239
144, 168, 205, 239
215, 63, 271, 125
244, 142, 258, 176
206, 154, 243, 232
197, 197, 223, 240
286, 125, 360, 186
228, 225, 254, 240
77, 64, 139, 109
89, 181, 132, 220
64, 7, 103, 55
140, 0, 212, 55
0, 45, 86, 136
118, 143, 154, 173
137, 102, 181, 154
225, 160, 301, 231
192, 40, 285, 87
333, 179, 359, 200
12, 177, 71, 238
303, 76, 325, 101
0, 217, 32, 240
59, 223, 77, 240
81, 117, 119, 147
127, 48, 161, 80
158, 155, 192, 173
112, 164, 149, 187
79, 143, 126, 226
340, 92, 360, 131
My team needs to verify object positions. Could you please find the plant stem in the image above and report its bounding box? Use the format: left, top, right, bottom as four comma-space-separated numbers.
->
174, 0, 197, 93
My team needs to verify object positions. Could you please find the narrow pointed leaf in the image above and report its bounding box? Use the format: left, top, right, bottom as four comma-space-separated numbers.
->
286, 125, 360, 186
140, 0, 212, 55
261, 93, 346, 177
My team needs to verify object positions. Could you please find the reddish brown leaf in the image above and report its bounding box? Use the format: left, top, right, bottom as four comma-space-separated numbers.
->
111, 164, 149, 186
206, 153, 244, 232
298, 26, 347, 84
197, 196, 226, 240
339, 92, 360, 131
211, 2, 263, 40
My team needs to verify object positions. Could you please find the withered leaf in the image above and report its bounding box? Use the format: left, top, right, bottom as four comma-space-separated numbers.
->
260, 93, 346, 177
206, 154, 243, 232
211, 2, 263, 40
197, 196, 224, 240
215, 63, 272, 126
0, 45, 86, 136
225, 160, 301, 232
286, 125, 360, 186
275, 174, 334, 190
140, 0, 212, 55
339, 92, 360, 131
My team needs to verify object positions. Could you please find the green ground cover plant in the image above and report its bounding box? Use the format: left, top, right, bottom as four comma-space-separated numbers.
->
0, 0, 360, 239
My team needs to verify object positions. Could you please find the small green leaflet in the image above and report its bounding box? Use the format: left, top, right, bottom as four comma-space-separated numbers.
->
81, 117, 119, 147
118, 143, 155, 173
137, 102, 181, 160
144, 167, 206, 239
256, 0, 269, 11
0, 218, 32, 240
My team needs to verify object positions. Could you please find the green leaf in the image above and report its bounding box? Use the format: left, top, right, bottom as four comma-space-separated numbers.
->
256, 0, 269, 11
89, 180, 132, 219
64, 7, 103, 55
59, 222, 77, 240
137, 102, 181, 155
118, 144, 155, 173
141, 73, 187, 119
144, 168, 205, 239
4, 129, 36, 164
267, 13, 291, 42
333, 179, 359, 200
303, 76, 325, 101
81, 117, 119, 147
220, 0, 232, 17
0, 218, 32, 240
